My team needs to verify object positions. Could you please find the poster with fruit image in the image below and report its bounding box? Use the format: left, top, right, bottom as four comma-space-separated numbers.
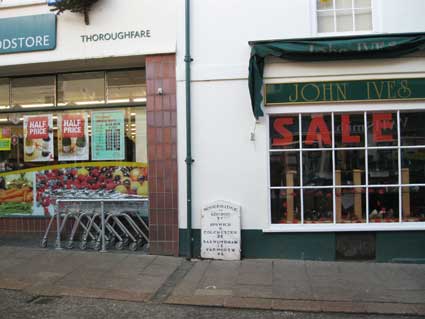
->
0, 173, 34, 216
34, 163, 148, 217
58, 112, 89, 161
23, 115, 54, 162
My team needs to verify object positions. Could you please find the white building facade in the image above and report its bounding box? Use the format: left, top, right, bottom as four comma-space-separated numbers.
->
177, 0, 425, 261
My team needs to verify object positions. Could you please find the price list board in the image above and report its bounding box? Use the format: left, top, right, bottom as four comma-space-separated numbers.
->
91, 111, 125, 160
201, 201, 241, 261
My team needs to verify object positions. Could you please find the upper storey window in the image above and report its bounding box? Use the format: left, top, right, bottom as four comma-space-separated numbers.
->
316, 0, 373, 34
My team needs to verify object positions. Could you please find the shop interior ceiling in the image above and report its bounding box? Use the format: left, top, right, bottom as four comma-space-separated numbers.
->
0, 55, 146, 77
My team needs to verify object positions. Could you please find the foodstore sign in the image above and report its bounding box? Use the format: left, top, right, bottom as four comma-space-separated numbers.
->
0, 14, 56, 55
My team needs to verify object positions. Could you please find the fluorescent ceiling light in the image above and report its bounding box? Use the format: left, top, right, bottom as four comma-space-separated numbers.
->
20, 103, 53, 108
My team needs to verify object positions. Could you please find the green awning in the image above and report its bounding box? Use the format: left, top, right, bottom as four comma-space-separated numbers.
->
248, 33, 425, 119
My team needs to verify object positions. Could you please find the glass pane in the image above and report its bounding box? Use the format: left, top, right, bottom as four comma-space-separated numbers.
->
368, 149, 398, 185
270, 115, 299, 149
270, 189, 301, 224
335, 150, 365, 185
270, 152, 300, 187
107, 70, 146, 104
367, 112, 397, 147
355, 0, 371, 7
317, 0, 334, 10
336, 187, 366, 223
303, 188, 333, 223
402, 186, 425, 222
401, 148, 425, 184
400, 112, 425, 146
0, 78, 9, 109
11, 76, 55, 108
368, 187, 399, 223
335, 113, 365, 147
336, 9, 354, 32
336, 0, 353, 9
58, 72, 105, 106
303, 151, 333, 186
302, 114, 332, 148
318, 11, 335, 33
355, 9, 372, 31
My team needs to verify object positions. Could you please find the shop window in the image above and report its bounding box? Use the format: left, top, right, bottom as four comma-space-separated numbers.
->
58, 72, 105, 106
316, 0, 373, 34
0, 70, 148, 217
400, 112, 425, 146
11, 76, 55, 108
0, 78, 9, 109
107, 70, 146, 104
269, 110, 425, 226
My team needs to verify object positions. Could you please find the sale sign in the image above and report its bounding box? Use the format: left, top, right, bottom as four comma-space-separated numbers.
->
58, 112, 89, 161
26, 116, 49, 139
23, 115, 54, 162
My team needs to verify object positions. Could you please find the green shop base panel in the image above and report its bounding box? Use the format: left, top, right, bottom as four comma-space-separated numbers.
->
179, 229, 425, 263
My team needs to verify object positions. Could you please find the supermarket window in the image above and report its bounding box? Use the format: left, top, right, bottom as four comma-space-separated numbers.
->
58, 72, 105, 106
0, 78, 9, 110
269, 110, 425, 226
107, 70, 146, 104
315, 0, 374, 34
11, 76, 55, 108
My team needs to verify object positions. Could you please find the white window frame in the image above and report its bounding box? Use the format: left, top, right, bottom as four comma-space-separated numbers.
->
264, 101, 425, 232
0, 0, 46, 8
311, 0, 380, 36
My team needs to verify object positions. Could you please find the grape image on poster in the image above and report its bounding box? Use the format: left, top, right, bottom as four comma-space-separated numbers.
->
58, 112, 89, 161
23, 115, 54, 162
91, 111, 125, 160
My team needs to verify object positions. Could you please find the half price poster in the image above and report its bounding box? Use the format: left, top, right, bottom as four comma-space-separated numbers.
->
23, 115, 54, 162
91, 111, 125, 160
58, 112, 89, 161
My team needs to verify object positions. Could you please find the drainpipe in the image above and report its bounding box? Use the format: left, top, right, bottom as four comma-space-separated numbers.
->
185, 0, 194, 259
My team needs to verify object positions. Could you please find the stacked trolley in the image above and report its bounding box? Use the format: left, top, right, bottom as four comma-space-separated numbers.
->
40, 189, 149, 252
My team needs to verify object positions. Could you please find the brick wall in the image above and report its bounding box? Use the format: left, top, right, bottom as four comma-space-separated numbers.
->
146, 54, 179, 256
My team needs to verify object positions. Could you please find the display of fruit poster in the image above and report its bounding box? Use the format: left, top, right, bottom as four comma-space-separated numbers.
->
0, 162, 148, 217
35, 164, 148, 216
58, 112, 89, 161
91, 111, 125, 161
23, 115, 54, 162
0, 173, 34, 216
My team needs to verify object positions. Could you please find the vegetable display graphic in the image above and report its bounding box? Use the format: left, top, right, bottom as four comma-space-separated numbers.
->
0, 173, 34, 215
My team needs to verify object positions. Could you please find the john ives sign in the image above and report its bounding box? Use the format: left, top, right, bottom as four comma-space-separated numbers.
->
266, 78, 425, 105
0, 14, 56, 55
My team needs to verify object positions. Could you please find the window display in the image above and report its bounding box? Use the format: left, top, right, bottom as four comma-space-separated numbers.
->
0, 70, 147, 217
269, 111, 425, 225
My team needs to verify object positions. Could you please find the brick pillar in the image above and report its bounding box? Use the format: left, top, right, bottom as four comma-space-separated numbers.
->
146, 54, 178, 256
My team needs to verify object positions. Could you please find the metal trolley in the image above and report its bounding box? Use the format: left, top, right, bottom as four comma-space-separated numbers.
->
40, 194, 149, 252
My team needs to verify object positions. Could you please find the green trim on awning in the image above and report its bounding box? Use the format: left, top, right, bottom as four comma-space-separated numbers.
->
248, 33, 425, 119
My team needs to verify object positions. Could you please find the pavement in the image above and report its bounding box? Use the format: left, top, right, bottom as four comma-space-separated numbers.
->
0, 244, 424, 317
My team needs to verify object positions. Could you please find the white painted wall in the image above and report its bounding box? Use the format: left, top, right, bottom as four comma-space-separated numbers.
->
0, 0, 177, 67
176, 0, 425, 229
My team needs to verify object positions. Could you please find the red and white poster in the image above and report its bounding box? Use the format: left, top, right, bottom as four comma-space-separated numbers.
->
23, 115, 54, 162
58, 112, 89, 161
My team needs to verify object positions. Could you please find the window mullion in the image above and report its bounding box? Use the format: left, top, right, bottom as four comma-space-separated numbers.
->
333, 0, 337, 32
332, 112, 336, 224
364, 111, 369, 224
397, 110, 402, 223
299, 113, 304, 224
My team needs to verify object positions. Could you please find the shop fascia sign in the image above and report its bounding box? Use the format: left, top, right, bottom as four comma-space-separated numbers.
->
266, 77, 425, 105
0, 14, 56, 54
